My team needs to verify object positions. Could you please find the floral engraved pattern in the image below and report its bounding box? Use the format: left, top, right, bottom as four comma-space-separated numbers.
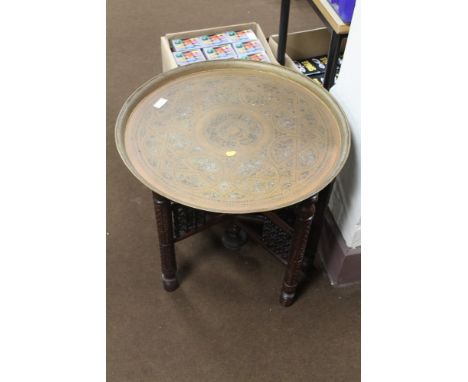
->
204, 111, 262, 149
123, 67, 345, 213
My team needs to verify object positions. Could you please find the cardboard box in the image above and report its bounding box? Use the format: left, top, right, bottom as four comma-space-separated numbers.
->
268, 27, 346, 74
161, 22, 278, 72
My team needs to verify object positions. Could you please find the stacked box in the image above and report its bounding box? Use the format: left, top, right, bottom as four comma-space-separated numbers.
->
169, 28, 271, 66
233, 40, 265, 56
293, 54, 343, 85
203, 44, 237, 60
199, 33, 230, 48
171, 37, 203, 51
172, 49, 206, 66
225, 29, 258, 43
294, 59, 322, 76
238, 52, 270, 63
267, 27, 347, 86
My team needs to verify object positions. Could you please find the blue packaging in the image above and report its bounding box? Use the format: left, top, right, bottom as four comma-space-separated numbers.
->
328, 0, 356, 24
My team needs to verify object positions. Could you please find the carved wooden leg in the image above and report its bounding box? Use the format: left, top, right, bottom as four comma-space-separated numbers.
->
304, 183, 333, 270
280, 196, 316, 307
152, 192, 179, 292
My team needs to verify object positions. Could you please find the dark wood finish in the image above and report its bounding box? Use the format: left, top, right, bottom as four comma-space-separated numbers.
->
280, 196, 316, 306
262, 211, 294, 235
174, 213, 228, 242
236, 209, 296, 265
304, 183, 333, 270
151, 190, 322, 305
152, 192, 179, 292
172, 202, 225, 240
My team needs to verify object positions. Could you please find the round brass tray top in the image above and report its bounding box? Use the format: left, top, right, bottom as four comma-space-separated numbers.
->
116, 60, 350, 214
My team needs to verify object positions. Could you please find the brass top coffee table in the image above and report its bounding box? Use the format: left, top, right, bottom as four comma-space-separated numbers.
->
116, 60, 350, 306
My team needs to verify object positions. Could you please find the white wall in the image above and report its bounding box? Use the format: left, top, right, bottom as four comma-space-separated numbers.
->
328, 1, 361, 248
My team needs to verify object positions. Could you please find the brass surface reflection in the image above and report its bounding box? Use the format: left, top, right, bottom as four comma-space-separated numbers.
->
116, 61, 350, 213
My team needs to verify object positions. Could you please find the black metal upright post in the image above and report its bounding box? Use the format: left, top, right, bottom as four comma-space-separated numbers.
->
277, 0, 291, 65
322, 31, 343, 90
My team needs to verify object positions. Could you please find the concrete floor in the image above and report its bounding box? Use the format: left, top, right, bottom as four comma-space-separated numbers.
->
107, 1, 360, 381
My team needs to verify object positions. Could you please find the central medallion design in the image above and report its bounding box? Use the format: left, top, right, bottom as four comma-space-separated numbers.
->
121, 66, 347, 214
200, 108, 264, 151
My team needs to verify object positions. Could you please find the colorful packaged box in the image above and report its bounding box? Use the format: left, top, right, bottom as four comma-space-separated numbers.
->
225, 29, 258, 43
171, 37, 203, 51
203, 44, 237, 60
316, 54, 343, 68
294, 54, 344, 77
199, 33, 230, 47
172, 49, 206, 66
238, 51, 270, 63
233, 40, 265, 56
310, 56, 327, 72
294, 59, 322, 76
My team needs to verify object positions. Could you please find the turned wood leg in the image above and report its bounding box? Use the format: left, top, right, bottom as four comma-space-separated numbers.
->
280, 196, 316, 307
303, 184, 333, 270
152, 192, 179, 292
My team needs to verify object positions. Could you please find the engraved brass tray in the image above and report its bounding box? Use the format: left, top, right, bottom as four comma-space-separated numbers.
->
115, 60, 350, 214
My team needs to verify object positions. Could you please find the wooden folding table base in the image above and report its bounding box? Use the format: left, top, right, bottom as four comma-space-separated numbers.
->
152, 191, 317, 307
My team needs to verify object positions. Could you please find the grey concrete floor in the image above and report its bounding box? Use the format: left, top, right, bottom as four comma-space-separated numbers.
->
107, 1, 360, 381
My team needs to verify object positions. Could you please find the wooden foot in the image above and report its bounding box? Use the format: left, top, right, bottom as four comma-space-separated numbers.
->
162, 274, 179, 292
279, 289, 296, 307
153, 192, 179, 292
279, 196, 316, 307
222, 222, 248, 250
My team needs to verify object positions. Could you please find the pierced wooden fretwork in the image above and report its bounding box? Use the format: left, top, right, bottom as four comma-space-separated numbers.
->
171, 202, 227, 242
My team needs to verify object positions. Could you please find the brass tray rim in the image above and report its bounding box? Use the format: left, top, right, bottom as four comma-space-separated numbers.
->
115, 60, 351, 214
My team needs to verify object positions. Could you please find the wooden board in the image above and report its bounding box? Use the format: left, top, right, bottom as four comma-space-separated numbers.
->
115, 60, 350, 214
312, 0, 350, 35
